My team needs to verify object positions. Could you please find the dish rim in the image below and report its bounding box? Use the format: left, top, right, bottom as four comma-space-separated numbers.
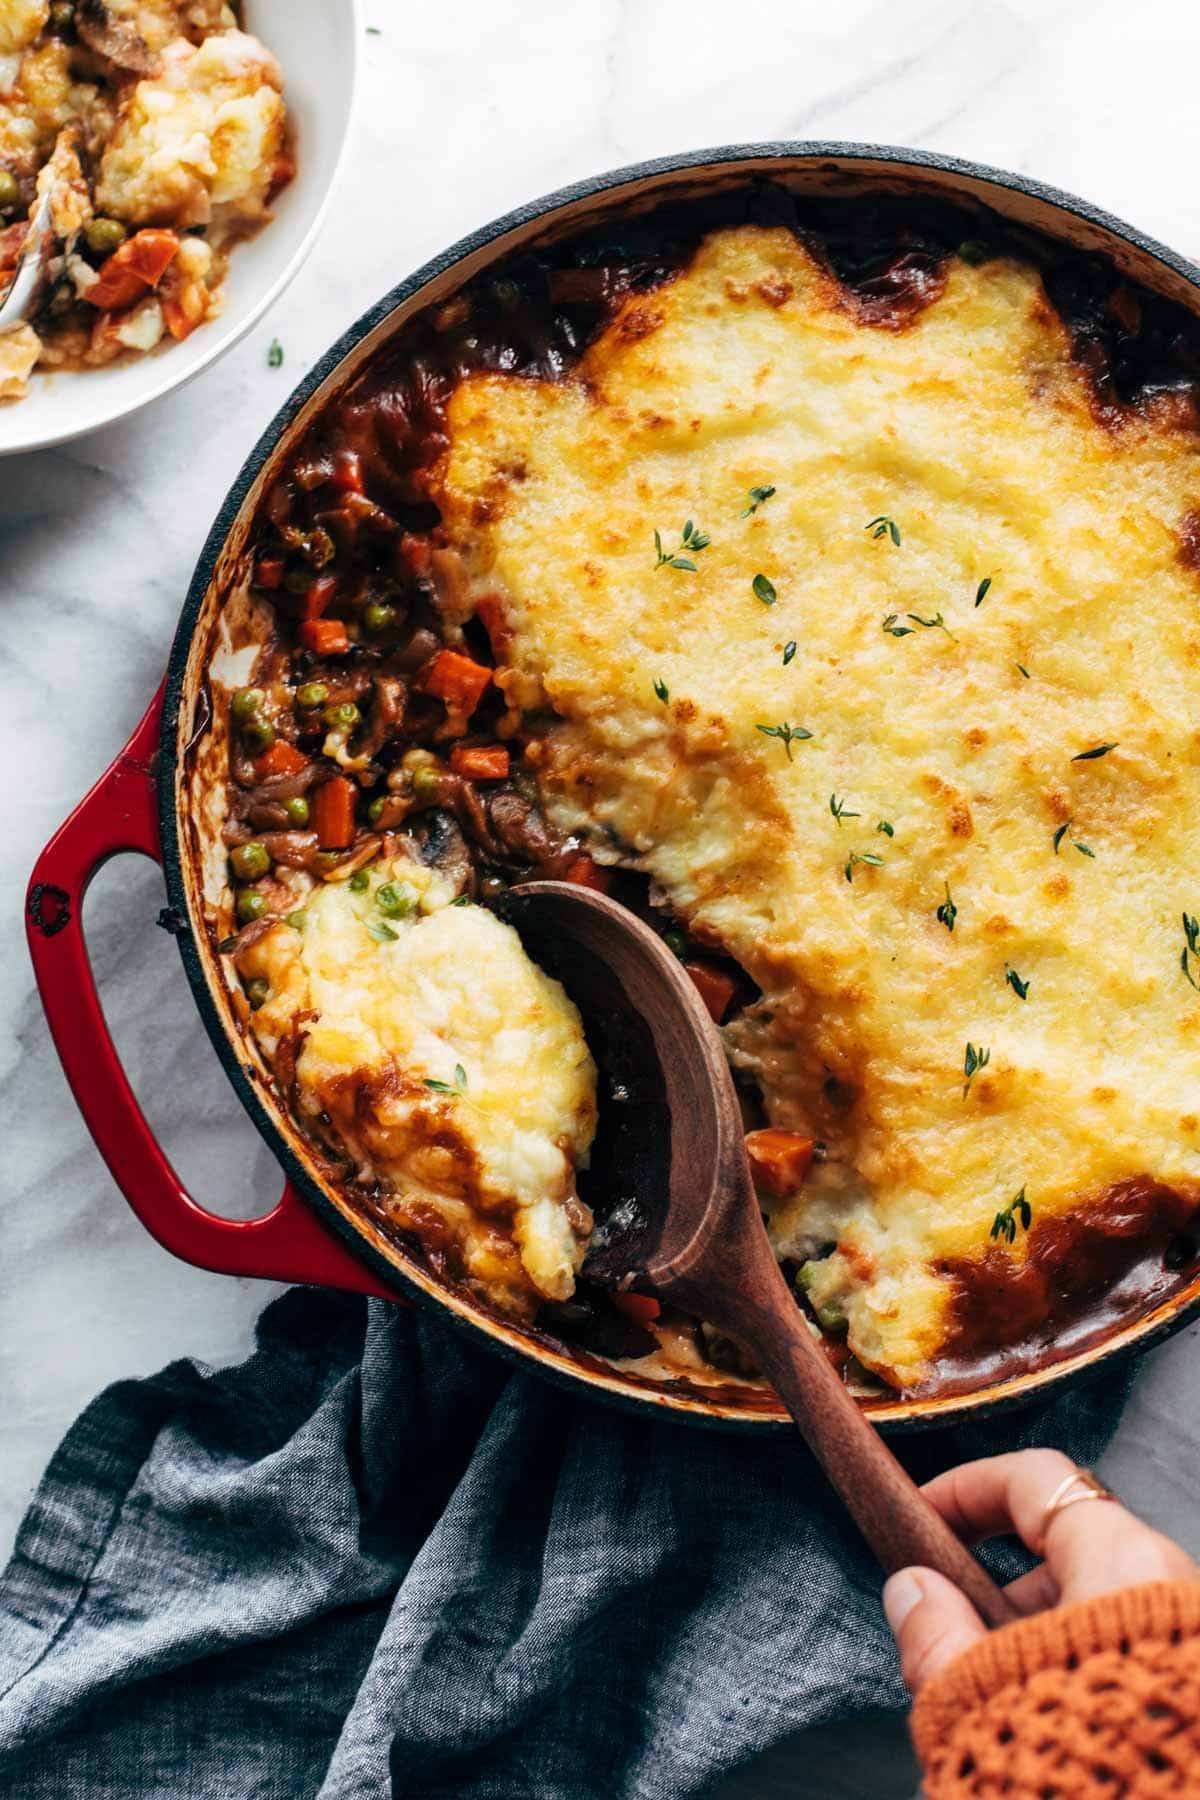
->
157, 139, 1200, 1433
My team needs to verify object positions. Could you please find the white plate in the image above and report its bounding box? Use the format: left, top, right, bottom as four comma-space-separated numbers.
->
0, 0, 360, 456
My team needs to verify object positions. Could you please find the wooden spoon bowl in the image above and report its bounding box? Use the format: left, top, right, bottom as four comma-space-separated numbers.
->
495, 879, 1017, 1627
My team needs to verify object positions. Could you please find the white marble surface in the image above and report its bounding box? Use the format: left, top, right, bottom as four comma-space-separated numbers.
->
6, 2, 1200, 1792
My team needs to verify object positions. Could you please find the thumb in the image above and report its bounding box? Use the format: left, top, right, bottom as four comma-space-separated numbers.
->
883, 1566, 987, 1695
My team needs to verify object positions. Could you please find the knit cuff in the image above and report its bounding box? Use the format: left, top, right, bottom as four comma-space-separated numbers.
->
912, 1579, 1200, 1764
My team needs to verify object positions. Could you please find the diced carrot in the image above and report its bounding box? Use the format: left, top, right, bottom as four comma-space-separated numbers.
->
417, 648, 492, 713
474, 593, 509, 651
683, 960, 737, 1023
331, 450, 363, 493
563, 854, 612, 893
611, 1292, 661, 1326
299, 618, 350, 655
449, 744, 510, 781
255, 554, 286, 590
313, 776, 356, 849
744, 1128, 815, 1199
398, 532, 433, 579
253, 740, 308, 780
160, 276, 206, 340
86, 229, 179, 310
300, 574, 338, 620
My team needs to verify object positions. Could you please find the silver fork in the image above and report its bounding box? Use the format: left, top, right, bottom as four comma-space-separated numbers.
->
0, 189, 55, 334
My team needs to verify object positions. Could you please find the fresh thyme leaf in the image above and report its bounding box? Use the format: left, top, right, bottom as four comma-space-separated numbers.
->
365, 23, 381, 32
882, 614, 914, 637
907, 611, 956, 640
844, 851, 885, 882
756, 721, 813, 761
1074, 841, 1095, 858
974, 576, 993, 607
1052, 820, 1071, 854
366, 919, 398, 942
866, 515, 901, 546
1016, 663, 1031, 679
454, 1063, 468, 1092
267, 339, 283, 368
1005, 964, 1030, 1000
752, 573, 777, 605
742, 484, 776, 516
963, 1041, 991, 1097
936, 883, 957, 932
1072, 742, 1118, 761
829, 794, 860, 825
1054, 818, 1095, 858
653, 676, 669, 703
991, 1186, 1031, 1243
782, 640, 797, 665
654, 523, 706, 571
423, 1077, 455, 1094
451, 894, 470, 906
1182, 915, 1200, 990
876, 819, 894, 837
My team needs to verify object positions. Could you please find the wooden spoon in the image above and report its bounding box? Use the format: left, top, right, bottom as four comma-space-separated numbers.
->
495, 879, 1017, 1628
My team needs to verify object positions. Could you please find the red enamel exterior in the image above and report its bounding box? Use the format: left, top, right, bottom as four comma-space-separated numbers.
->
23, 685, 395, 1301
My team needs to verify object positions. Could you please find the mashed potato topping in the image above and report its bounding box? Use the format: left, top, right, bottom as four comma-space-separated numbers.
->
435, 223, 1200, 1387
242, 856, 598, 1313
96, 28, 283, 227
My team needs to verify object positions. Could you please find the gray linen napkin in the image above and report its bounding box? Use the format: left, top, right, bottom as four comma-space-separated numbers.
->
0, 1288, 1125, 1799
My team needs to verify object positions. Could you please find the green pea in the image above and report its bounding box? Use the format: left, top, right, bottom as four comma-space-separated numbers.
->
231, 686, 263, 723
367, 795, 388, 824
85, 216, 127, 256
348, 870, 370, 892
662, 928, 688, 959
377, 880, 418, 919
285, 911, 306, 931
283, 795, 310, 827
236, 889, 267, 924
230, 842, 270, 881
410, 765, 441, 800
245, 977, 270, 1010
323, 701, 360, 732
241, 718, 276, 754
815, 1300, 848, 1334
0, 171, 19, 212
363, 601, 397, 634
296, 682, 328, 710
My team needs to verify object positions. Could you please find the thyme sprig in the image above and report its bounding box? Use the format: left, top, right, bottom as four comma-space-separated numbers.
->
425, 1064, 468, 1097
1005, 964, 1030, 1000
866, 515, 901, 546
844, 851, 885, 882
742, 485, 776, 516
963, 1042, 990, 1098
756, 721, 813, 760
653, 677, 669, 704
830, 794, 860, 826
654, 520, 710, 571
1052, 819, 1095, 858
936, 883, 957, 932
1182, 914, 1200, 991
991, 1187, 1031, 1245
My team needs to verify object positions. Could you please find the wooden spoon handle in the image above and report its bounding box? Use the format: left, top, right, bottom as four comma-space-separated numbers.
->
742, 1289, 1018, 1628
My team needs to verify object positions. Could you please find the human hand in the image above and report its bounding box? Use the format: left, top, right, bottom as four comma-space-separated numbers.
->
883, 1448, 1198, 1695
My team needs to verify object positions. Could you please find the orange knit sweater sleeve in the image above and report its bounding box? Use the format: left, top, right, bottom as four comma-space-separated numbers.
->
911, 1580, 1200, 1798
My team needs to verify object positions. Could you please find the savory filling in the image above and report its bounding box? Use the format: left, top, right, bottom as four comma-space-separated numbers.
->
206, 188, 1200, 1396
0, 0, 290, 402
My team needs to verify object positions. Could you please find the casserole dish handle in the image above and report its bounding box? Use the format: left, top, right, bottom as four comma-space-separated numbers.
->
24, 685, 395, 1300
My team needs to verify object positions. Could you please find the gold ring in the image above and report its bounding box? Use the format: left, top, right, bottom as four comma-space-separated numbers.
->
1035, 1469, 1117, 1555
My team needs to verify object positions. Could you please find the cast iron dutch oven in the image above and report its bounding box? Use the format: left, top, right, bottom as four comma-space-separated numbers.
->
27, 143, 1200, 1431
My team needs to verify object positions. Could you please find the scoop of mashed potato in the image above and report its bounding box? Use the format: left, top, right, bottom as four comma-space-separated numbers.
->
0, 323, 41, 401
241, 855, 598, 1312
96, 29, 284, 228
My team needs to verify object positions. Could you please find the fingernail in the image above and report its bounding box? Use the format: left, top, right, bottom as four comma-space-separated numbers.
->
883, 1570, 923, 1635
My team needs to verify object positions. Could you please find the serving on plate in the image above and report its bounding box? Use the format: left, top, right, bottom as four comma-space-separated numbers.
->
27, 145, 1200, 1432
0, 0, 356, 453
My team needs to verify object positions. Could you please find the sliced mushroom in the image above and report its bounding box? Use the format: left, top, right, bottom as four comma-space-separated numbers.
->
76, 0, 160, 73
